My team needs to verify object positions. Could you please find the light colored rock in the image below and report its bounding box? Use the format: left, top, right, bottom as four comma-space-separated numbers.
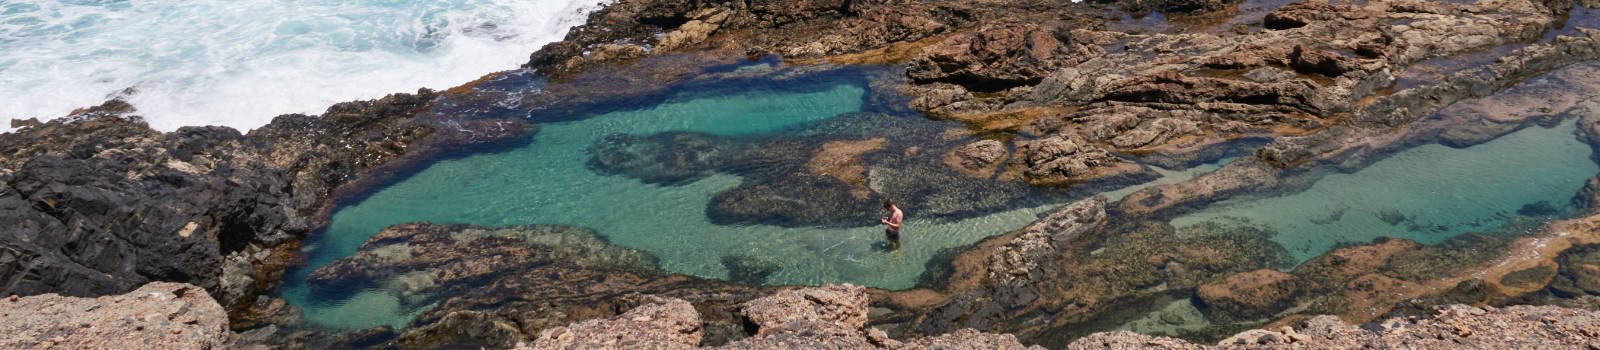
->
988, 196, 1107, 284
526, 298, 702, 350
0, 282, 230, 349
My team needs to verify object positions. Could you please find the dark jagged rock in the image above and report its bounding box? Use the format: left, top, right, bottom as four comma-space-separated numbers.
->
0, 88, 533, 320
0, 105, 296, 308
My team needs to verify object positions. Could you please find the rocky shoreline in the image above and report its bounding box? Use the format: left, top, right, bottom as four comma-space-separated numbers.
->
4, 0, 1600, 348
10, 280, 1600, 349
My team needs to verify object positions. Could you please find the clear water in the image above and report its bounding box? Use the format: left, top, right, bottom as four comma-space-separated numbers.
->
1171, 121, 1598, 261
278, 68, 1228, 331
0, 0, 604, 132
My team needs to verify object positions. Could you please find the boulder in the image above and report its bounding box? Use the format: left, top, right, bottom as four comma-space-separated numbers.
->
527, 298, 702, 350
0, 282, 229, 349
944, 139, 1008, 178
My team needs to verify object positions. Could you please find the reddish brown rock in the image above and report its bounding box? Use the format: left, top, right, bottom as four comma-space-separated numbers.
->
944, 139, 1008, 178
1196, 270, 1299, 320
907, 23, 1102, 91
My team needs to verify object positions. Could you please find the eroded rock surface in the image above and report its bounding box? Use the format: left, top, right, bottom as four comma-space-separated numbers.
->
1067, 304, 1600, 349
519, 285, 1043, 350
529, 298, 702, 350
0, 282, 229, 349
264, 223, 769, 349
0, 88, 531, 320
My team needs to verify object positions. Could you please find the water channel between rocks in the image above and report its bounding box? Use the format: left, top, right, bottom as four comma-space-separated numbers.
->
277, 63, 1599, 331
1171, 121, 1598, 262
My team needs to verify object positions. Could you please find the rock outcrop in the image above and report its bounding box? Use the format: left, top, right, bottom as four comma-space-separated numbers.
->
987, 196, 1108, 285
0, 282, 230, 349
0, 89, 532, 318
272, 223, 769, 349
518, 285, 1600, 350
0, 104, 298, 308
1067, 304, 1600, 349
529, 298, 703, 350
521, 284, 1043, 350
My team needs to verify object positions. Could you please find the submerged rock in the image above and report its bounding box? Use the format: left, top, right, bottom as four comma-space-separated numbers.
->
0, 282, 229, 349
596, 113, 1064, 227
721, 255, 783, 285
912, 199, 1294, 346
278, 223, 770, 349
587, 132, 728, 185
308, 223, 659, 306
1195, 269, 1299, 321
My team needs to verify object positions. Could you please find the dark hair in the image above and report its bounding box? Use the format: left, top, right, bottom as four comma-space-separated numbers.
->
883, 199, 895, 210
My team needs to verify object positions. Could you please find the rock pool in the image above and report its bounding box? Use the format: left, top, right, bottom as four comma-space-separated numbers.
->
279, 63, 1598, 332
1171, 121, 1598, 262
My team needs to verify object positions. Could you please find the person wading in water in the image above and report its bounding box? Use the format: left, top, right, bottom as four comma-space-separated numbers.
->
880, 199, 903, 250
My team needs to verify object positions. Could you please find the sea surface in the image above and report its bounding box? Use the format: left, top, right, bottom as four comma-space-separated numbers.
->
0, 0, 605, 132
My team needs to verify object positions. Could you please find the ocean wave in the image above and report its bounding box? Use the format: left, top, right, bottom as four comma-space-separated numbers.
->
0, 0, 608, 132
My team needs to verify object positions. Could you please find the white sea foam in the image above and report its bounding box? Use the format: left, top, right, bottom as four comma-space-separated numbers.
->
0, 0, 609, 132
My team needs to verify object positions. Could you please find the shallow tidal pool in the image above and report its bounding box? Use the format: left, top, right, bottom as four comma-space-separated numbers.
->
1172, 121, 1598, 261
277, 63, 1599, 332
278, 66, 1229, 330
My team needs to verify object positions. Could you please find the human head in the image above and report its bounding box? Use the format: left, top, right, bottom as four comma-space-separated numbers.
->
883, 199, 895, 210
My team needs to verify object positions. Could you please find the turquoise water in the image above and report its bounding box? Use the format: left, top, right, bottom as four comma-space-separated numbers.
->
0, 0, 602, 131
280, 68, 1227, 330
1171, 121, 1598, 261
